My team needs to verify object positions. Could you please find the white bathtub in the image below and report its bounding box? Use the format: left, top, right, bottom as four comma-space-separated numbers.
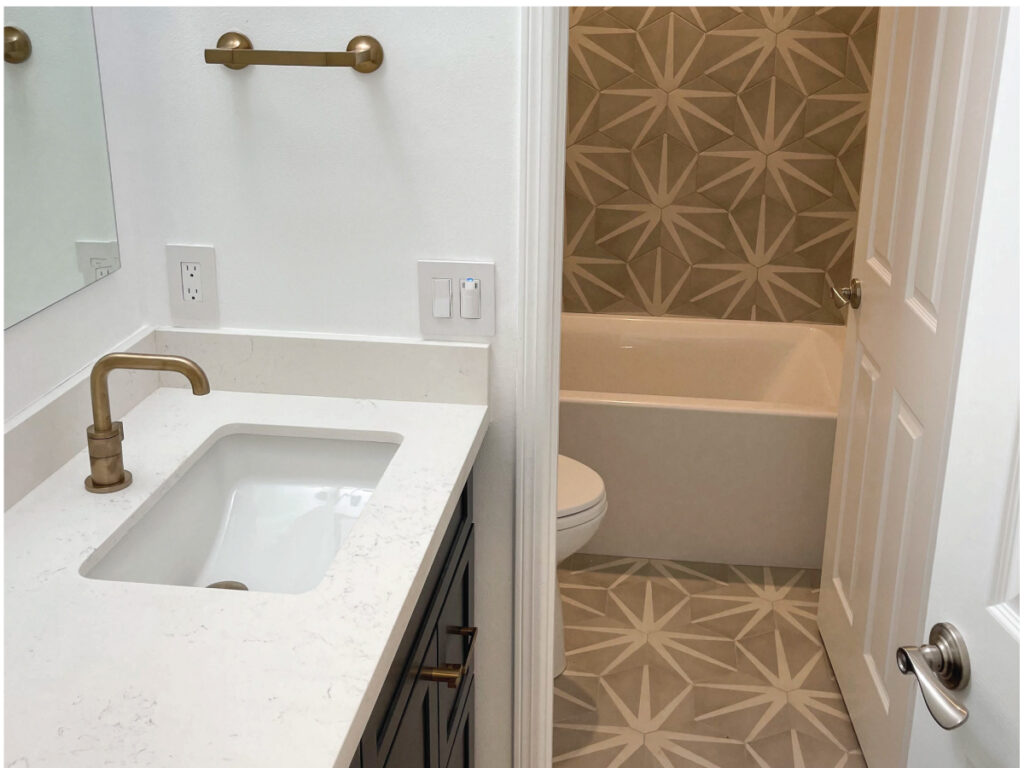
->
559, 313, 845, 568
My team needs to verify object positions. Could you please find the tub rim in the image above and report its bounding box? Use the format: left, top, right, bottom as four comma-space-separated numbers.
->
559, 388, 838, 419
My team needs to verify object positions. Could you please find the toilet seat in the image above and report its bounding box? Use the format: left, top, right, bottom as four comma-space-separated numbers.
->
557, 455, 607, 531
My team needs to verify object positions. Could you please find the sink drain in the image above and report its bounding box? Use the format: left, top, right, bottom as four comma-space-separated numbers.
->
206, 580, 248, 590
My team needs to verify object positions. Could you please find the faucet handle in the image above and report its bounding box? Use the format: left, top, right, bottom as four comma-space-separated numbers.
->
85, 421, 132, 493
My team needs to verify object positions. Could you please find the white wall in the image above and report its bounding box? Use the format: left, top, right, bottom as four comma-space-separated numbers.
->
90, 7, 523, 764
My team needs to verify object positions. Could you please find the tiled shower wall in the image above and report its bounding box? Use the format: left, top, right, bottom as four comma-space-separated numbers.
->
564, 7, 879, 324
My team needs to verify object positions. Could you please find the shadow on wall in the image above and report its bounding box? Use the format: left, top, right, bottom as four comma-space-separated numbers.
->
564, 6, 879, 324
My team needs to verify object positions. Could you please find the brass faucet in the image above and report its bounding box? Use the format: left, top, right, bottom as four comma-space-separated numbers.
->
85, 353, 211, 493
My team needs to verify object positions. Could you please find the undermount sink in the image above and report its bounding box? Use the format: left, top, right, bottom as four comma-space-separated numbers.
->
82, 430, 400, 594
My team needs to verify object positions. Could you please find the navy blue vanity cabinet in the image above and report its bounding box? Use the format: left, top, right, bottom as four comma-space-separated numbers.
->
355, 475, 475, 768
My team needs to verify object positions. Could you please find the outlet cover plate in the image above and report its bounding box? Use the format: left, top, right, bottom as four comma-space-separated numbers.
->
166, 245, 219, 327
417, 260, 495, 338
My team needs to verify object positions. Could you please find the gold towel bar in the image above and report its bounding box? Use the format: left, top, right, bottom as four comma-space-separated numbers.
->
204, 32, 383, 73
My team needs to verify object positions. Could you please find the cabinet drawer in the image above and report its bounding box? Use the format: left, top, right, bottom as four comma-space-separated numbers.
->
437, 532, 474, 766
444, 680, 474, 768
364, 476, 473, 766
381, 632, 439, 768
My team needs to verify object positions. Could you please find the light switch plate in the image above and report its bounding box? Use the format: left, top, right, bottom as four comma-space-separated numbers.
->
417, 261, 495, 338
167, 245, 219, 327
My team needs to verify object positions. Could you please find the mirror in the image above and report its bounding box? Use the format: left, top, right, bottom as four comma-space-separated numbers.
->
4, 7, 119, 328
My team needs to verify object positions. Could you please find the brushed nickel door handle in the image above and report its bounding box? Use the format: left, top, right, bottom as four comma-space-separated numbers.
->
831, 278, 862, 309
896, 622, 970, 730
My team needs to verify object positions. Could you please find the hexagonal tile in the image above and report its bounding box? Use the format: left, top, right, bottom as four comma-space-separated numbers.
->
570, 12, 638, 90
775, 15, 849, 95
567, 132, 632, 205
595, 189, 663, 261
567, 75, 601, 145
696, 135, 767, 210
633, 12, 705, 91
735, 76, 807, 154
766, 137, 836, 212
630, 132, 698, 206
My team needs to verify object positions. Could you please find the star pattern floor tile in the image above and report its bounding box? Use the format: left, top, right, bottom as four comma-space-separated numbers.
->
553, 554, 865, 767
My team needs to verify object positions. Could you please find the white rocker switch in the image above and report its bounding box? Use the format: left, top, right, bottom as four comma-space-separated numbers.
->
432, 278, 452, 318
460, 277, 481, 319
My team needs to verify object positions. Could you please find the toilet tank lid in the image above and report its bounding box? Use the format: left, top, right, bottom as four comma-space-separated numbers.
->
557, 455, 606, 517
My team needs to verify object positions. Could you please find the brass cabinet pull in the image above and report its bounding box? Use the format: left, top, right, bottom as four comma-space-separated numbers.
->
419, 627, 478, 690
204, 32, 383, 73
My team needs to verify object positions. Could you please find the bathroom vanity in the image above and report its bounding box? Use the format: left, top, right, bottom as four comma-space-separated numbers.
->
4, 382, 487, 768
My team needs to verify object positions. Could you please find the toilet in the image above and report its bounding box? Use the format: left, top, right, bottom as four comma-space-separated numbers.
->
554, 454, 608, 676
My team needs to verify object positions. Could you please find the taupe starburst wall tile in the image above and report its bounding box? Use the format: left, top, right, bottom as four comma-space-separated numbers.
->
607, 6, 671, 32
567, 132, 632, 205
567, 75, 601, 145
564, 5, 878, 325
791, 198, 857, 273
834, 138, 867, 207
696, 136, 767, 210
630, 133, 698, 205
803, 79, 870, 155
570, 12, 638, 90
815, 6, 875, 36
741, 7, 815, 33
633, 12, 705, 91
663, 193, 742, 261
695, 13, 776, 93
565, 191, 596, 254
676, 7, 744, 33
666, 76, 739, 152
626, 247, 693, 316
595, 190, 662, 260
766, 137, 836, 212
564, 251, 635, 313
735, 76, 807, 155
756, 264, 824, 322
690, 258, 758, 320
775, 15, 848, 95
569, 6, 603, 29
599, 74, 671, 148
729, 194, 797, 267
846, 17, 880, 91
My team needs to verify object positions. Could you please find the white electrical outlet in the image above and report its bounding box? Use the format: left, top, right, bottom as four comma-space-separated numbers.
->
167, 245, 219, 326
180, 262, 202, 302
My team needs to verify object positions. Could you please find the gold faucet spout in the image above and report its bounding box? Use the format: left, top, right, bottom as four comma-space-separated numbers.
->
85, 352, 211, 493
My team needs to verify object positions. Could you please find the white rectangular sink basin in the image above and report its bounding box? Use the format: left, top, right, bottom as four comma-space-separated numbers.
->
82, 430, 399, 594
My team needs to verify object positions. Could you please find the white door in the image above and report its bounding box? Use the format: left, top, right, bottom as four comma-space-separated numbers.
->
817, 7, 1015, 768
906, 9, 1019, 766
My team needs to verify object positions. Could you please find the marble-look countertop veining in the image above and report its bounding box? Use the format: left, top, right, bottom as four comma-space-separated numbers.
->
4, 388, 488, 767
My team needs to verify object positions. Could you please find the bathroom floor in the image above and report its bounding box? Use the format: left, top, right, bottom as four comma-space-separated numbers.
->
553, 554, 866, 768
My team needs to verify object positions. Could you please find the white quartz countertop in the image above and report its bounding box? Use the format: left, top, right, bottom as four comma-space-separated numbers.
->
4, 388, 489, 767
